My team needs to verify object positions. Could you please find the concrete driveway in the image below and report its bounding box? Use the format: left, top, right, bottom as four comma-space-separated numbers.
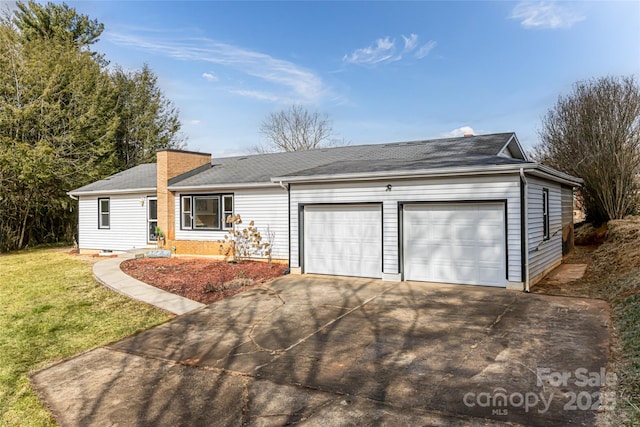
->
32, 276, 610, 426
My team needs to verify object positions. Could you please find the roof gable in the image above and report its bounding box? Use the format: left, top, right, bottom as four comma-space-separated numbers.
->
497, 134, 527, 161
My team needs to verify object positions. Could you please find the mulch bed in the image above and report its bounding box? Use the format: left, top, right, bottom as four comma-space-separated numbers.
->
120, 258, 288, 304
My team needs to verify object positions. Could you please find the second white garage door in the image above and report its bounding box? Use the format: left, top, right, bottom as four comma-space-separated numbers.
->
304, 205, 382, 278
403, 203, 506, 287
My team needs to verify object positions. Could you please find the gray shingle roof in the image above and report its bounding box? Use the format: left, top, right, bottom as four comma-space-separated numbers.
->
171, 132, 520, 188
70, 133, 531, 194
70, 163, 157, 194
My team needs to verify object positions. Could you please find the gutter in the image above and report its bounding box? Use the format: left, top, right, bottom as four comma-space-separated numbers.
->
520, 168, 530, 293
273, 163, 525, 183
68, 187, 156, 197
527, 166, 583, 187
272, 163, 582, 186
168, 182, 280, 192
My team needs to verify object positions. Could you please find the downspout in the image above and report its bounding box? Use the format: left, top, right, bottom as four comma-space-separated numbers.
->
67, 192, 79, 250
279, 181, 291, 275
520, 168, 530, 293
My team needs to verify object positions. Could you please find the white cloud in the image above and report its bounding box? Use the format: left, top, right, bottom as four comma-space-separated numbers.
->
229, 89, 281, 102
402, 34, 419, 52
441, 126, 476, 138
510, 1, 585, 29
201, 72, 218, 82
415, 40, 437, 59
108, 30, 329, 103
343, 37, 397, 65
343, 34, 437, 66
189, 119, 201, 125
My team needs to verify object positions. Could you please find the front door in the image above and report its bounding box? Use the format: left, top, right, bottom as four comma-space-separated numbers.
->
148, 197, 158, 243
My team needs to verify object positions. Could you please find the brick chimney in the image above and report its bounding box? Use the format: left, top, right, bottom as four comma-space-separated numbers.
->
157, 149, 211, 243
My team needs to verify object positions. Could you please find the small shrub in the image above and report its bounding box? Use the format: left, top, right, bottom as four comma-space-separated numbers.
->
203, 282, 225, 293
224, 278, 254, 290
217, 215, 271, 262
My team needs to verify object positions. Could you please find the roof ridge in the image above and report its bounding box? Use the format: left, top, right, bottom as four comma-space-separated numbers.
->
213, 132, 515, 162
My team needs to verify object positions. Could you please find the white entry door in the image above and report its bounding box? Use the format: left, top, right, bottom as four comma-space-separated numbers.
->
304, 205, 382, 278
403, 203, 506, 286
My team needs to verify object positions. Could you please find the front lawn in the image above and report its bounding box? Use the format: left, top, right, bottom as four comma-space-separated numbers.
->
0, 247, 172, 426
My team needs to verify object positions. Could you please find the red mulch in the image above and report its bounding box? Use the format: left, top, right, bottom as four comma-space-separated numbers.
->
120, 258, 288, 304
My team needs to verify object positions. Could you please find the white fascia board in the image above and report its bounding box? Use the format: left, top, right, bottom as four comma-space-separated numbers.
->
168, 182, 281, 192
528, 165, 583, 187
68, 188, 156, 197
498, 134, 528, 161
272, 164, 532, 184
272, 163, 582, 187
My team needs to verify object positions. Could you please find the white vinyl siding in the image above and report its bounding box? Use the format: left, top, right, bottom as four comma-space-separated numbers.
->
78, 193, 155, 251
290, 175, 522, 282
174, 186, 289, 259
527, 177, 563, 282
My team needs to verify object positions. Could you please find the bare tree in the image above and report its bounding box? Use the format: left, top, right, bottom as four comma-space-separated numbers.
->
535, 75, 640, 224
256, 105, 334, 152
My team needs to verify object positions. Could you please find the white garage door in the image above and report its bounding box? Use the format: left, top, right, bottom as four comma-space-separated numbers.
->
304, 205, 382, 278
403, 203, 506, 287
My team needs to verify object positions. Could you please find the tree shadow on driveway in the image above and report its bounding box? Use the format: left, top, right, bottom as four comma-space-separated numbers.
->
31, 276, 610, 426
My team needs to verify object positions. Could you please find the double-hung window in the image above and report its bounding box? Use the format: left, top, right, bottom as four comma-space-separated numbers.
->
98, 198, 110, 229
222, 195, 233, 229
542, 188, 550, 240
181, 194, 233, 230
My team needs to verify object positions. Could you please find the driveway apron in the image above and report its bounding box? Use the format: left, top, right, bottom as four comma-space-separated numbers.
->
32, 275, 610, 426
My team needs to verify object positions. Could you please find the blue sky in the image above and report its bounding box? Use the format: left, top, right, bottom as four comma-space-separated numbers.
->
4, 1, 640, 156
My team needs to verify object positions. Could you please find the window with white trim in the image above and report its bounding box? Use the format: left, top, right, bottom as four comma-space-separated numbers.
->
148, 197, 158, 242
542, 188, 550, 240
180, 194, 233, 230
182, 197, 192, 229
222, 195, 233, 229
98, 198, 110, 229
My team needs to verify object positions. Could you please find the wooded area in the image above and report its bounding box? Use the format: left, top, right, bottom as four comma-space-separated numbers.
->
536, 76, 640, 224
0, 1, 184, 252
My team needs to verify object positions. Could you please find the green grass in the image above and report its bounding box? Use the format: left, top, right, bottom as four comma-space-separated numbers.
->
567, 270, 640, 426
0, 248, 172, 426
610, 277, 640, 425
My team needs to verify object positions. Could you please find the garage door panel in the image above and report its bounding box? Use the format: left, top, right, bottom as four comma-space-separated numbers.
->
304, 205, 382, 279
403, 203, 506, 287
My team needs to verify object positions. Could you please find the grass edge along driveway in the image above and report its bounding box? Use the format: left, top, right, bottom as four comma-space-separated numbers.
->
0, 247, 172, 426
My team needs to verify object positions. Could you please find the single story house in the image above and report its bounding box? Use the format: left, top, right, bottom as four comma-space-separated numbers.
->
69, 132, 582, 291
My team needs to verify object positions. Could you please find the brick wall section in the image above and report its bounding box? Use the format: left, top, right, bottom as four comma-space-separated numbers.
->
166, 239, 287, 263
157, 150, 211, 242
167, 239, 224, 256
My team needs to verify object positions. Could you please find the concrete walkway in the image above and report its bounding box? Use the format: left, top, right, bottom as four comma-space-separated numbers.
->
93, 254, 205, 315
